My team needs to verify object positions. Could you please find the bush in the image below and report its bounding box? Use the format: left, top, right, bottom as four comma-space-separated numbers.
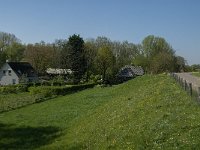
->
0, 84, 29, 94
29, 83, 96, 99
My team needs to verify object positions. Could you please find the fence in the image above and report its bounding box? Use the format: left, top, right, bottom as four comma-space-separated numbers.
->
170, 73, 200, 101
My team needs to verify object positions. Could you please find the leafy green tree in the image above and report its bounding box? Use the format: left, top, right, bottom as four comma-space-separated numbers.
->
53, 39, 67, 68
67, 34, 86, 84
150, 51, 175, 73
191, 64, 200, 71
133, 35, 177, 74
142, 35, 174, 58
174, 56, 186, 72
96, 46, 115, 82
0, 51, 6, 67
113, 41, 139, 69
84, 41, 98, 81
0, 31, 23, 67
5, 42, 25, 62
0, 31, 20, 51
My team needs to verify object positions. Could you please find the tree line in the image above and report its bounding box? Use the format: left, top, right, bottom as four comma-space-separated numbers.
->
0, 31, 196, 84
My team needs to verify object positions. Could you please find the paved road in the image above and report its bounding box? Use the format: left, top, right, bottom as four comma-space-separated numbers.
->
175, 72, 200, 91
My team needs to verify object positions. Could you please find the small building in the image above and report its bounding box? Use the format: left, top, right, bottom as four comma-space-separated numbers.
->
46, 68, 72, 77
0, 62, 38, 85
117, 65, 144, 81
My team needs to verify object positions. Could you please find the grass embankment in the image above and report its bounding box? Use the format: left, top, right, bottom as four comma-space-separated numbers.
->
0, 83, 95, 113
192, 72, 200, 77
1, 75, 200, 149
0, 93, 35, 113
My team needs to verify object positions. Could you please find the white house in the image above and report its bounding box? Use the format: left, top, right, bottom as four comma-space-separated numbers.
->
0, 62, 38, 85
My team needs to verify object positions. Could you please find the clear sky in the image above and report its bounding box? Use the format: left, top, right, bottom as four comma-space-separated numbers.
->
0, 0, 200, 65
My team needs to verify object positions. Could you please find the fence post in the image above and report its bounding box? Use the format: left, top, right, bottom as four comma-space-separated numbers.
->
198, 87, 200, 101
189, 83, 192, 96
181, 78, 184, 88
184, 80, 187, 91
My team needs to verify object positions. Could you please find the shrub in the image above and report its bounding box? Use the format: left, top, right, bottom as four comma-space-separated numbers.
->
0, 84, 29, 94
29, 83, 96, 99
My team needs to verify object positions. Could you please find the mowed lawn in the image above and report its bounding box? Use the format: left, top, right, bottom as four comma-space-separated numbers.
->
1, 75, 200, 149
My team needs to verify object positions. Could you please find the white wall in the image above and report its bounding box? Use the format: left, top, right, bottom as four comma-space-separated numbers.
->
0, 63, 19, 85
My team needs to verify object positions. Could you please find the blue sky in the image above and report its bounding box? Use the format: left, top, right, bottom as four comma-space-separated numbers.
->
0, 0, 200, 65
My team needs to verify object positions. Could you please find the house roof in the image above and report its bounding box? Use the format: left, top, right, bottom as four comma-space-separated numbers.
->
7, 62, 37, 77
118, 65, 144, 78
46, 68, 72, 75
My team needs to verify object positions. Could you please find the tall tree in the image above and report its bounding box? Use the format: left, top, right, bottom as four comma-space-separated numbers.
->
67, 34, 86, 84
24, 42, 55, 75
5, 42, 25, 62
0, 31, 23, 67
84, 41, 98, 81
133, 35, 176, 73
96, 46, 115, 82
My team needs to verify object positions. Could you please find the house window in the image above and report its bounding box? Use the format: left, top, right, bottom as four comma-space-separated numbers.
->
3, 70, 6, 74
12, 79, 16, 85
8, 70, 11, 75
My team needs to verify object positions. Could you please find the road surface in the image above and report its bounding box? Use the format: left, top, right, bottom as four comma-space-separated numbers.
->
175, 72, 200, 91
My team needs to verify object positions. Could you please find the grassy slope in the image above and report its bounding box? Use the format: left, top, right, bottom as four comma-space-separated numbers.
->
0, 93, 36, 113
1, 75, 200, 149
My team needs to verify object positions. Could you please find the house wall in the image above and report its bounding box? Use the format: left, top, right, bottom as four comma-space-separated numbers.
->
0, 64, 19, 85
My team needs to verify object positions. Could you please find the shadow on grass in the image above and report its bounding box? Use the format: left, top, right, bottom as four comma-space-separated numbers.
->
0, 123, 60, 149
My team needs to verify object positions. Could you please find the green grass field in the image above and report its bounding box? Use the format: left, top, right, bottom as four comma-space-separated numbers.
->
0, 93, 36, 113
192, 72, 200, 77
1, 74, 200, 149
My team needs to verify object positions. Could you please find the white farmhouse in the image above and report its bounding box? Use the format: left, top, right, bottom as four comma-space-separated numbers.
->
0, 62, 38, 85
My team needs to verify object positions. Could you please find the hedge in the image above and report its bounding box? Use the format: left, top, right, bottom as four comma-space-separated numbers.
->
28, 83, 96, 99
0, 84, 29, 94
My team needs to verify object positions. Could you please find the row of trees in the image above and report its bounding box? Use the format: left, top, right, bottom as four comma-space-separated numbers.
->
0, 31, 194, 84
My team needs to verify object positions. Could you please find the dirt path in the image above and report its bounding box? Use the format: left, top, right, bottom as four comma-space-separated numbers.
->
175, 72, 200, 91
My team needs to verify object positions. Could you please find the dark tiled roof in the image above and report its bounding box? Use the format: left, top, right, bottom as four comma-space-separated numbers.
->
8, 62, 37, 77
118, 65, 144, 78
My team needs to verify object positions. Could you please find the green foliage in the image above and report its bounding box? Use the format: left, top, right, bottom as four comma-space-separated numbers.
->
150, 51, 175, 73
191, 64, 200, 72
0, 84, 28, 94
66, 34, 86, 84
192, 72, 200, 77
24, 42, 56, 75
50, 76, 65, 86
29, 83, 96, 99
0, 93, 36, 113
1, 75, 200, 149
0, 31, 23, 67
133, 35, 184, 74
96, 46, 115, 81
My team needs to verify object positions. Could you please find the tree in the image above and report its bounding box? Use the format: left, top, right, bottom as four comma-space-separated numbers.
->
191, 64, 200, 71
84, 41, 98, 81
24, 42, 55, 75
112, 41, 139, 69
133, 35, 176, 74
5, 42, 25, 62
67, 34, 86, 84
96, 46, 115, 82
53, 39, 67, 68
0, 31, 20, 51
0, 31, 23, 67
150, 51, 175, 73
174, 56, 186, 72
